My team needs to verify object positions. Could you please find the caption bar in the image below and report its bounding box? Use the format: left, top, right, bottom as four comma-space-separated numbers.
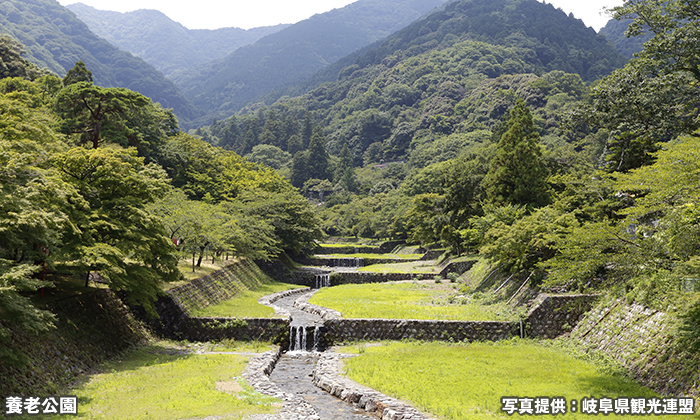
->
501, 396, 696, 416
5, 396, 77, 416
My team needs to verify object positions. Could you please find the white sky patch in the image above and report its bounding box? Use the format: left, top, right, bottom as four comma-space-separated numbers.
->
58, 0, 625, 31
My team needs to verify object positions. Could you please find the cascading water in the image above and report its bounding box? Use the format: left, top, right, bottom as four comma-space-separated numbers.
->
289, 325, 324, 351
315, 273, 331, 288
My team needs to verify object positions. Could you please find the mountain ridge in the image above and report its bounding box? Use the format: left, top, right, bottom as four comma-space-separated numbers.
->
0, 0, 200, 121
66, 3, 290, 78
170, 0, 453, 127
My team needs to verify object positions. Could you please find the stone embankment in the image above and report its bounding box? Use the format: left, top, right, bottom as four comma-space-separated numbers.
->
312, 352, 434, 420
571, 298, 700, 400
242, 348, 320, 420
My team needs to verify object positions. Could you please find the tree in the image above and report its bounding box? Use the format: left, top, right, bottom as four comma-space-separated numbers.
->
245, 144, 291, 169
307, 126, 330, 180
483, 99, 550, 208
55, 81, 151, 149
62, 60, 93, 86
334, 144, 357, 192
0, 96, 66, 364
52, 146, 180, 311
0, 36, 44, 81
611, 0, 700, 82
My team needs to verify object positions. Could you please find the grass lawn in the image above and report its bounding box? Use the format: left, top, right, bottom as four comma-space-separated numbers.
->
191, 281, 305, 318
355, 260, 441, 274
308, 282, 521, 321
57, 341, 280, 419
318, 253, 423, 259
340, 340, 696, 420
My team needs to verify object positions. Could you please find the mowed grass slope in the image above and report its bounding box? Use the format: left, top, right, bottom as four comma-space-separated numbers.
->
308, 282, 520, 321
341, 340, 695, 420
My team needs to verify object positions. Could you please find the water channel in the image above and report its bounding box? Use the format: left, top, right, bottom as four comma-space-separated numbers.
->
264, 292, 377, 420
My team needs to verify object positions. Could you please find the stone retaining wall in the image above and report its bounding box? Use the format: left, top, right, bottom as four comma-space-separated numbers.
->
308, 257, 422, 267
526, 294, 598, 338
324, 318, 518, 343
571, 298, 700, 400
179, 317, 289, 342
313, 352, 434, 420
331, 271, 436, 285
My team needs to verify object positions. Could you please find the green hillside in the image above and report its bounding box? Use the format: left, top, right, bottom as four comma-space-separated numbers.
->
172, 0, 452, 126
0, 0, 200, 121
67, 3, 288, 78
200, 0, 626, 166
598, 18, 652, 59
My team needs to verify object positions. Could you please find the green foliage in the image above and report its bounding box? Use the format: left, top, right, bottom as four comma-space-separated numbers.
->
483, 99, 550, 208
0, 0, 200, 121
52, 146, 180, 311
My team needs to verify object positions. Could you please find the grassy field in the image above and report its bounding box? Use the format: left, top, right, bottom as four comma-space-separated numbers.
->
54, 341, 280, 419
191, 281, 305, 318
340, 340, 695, 420
317, 253, 424, 259
355, 260, 441, 274
308, 282, 521, 321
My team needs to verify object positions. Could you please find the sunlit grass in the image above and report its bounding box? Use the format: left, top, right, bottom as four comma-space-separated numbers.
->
318, 253, 423, 259
355, 260, 441, 274
340, 340, 694, 420
59, 342, 280, 419
191, 281, 305, 318
308, 282, 520, 321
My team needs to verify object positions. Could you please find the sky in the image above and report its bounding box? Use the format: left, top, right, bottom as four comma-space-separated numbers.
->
57, 0, 624, 31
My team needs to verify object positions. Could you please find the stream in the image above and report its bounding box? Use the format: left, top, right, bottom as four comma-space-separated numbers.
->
265, 291, 377, 420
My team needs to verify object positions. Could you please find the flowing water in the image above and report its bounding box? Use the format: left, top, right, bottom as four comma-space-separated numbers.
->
266, 291, 377, 419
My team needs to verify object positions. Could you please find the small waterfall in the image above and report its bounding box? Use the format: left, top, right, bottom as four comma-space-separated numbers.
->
314, 273, 331, 288
312, 326, 320, 351
289, 325, 324, 351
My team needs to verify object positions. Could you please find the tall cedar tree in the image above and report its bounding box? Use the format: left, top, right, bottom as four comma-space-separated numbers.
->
307, 126, 330, 181
484, 98, 550, 208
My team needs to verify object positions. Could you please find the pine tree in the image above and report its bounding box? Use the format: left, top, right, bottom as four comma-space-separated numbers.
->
484, 98, 550, 208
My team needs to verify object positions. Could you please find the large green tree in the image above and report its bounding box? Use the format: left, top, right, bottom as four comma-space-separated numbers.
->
483, 99, 550, 208
52, 146, 180, 311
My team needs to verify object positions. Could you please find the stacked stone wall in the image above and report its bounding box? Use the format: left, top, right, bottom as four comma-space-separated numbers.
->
571, 298, 700, 400
526, 294, 598, 338
331, 271, 435, 285
178, 317, 289, 342
324, 319, 518, 343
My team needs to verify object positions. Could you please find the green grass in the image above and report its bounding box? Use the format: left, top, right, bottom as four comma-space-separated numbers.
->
340, 340, 696, 420
356, 260, 441, 274
308, 282, 520, 321
318, 253, 423, 259
191, 281, 305, 318
57, 342, 280, 419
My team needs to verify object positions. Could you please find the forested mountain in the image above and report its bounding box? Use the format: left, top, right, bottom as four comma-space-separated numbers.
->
172, 0, 452, 126
199, 0, 626, 167
66, 3, 289, 78
598, 18, 652, 59
0, 0, 200, 121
